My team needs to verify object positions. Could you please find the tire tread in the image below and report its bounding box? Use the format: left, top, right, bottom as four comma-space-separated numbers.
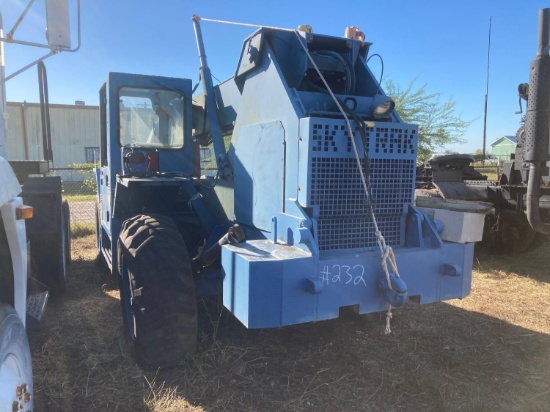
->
118, 214, 197, 369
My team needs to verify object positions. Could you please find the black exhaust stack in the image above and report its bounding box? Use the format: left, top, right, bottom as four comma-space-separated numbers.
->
525, 8, 550, 234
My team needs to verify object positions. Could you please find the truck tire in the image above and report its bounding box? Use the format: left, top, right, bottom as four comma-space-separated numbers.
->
31, 204, 68, 297
62, 200, 71, 266
482, 214, 548, 254
515, 232, 548, 254
0, 304, 33, 412
49, 205, 68, 296
0, 221, 15, 307
117, 214, 197, 369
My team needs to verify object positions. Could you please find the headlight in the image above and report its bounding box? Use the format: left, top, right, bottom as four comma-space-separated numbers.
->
372, 98, 395, 119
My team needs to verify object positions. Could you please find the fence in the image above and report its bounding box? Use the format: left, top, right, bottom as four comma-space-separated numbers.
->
50, 167, 97, 226
471, 163, 501, 181
53, 166, 216, 231
56, 162, 503, 231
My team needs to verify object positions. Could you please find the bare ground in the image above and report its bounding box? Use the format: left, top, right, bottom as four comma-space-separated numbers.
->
29, 233, 550, 411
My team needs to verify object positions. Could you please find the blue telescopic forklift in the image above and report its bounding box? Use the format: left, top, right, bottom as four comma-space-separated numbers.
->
95, 18, 481, 369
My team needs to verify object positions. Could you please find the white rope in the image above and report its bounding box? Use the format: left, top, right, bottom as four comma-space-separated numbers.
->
197, 16, 295, 32
197, 16, 401, 334
292, 31, 400, 334
385, 305, 393, 334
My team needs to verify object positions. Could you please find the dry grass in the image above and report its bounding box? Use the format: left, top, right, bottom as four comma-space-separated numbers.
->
28, 234, 550, 411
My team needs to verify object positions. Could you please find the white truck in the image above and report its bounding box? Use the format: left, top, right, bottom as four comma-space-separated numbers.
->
0, 1, 80, 409
0, 157, 34, 411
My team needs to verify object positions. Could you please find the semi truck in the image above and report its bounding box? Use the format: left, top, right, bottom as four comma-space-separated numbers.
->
415, 9, 550, 253
0, 1, 80, 409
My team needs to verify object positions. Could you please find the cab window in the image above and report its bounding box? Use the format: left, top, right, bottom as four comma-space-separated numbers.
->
119, 87, 184, 149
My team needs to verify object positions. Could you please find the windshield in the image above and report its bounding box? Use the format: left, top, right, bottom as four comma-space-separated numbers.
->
119, 87, 185, 149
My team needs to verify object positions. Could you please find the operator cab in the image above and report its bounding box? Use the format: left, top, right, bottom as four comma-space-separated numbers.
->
96, 73, 195, 269
98, 73, 194, 180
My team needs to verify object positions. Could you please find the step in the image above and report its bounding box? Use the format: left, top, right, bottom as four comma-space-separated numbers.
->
26, 278, 50, 330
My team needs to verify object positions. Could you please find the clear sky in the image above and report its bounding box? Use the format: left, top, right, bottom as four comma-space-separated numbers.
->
0, 0, 548, 153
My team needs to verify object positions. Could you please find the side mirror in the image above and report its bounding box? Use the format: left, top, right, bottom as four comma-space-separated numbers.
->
45, 0, 71, 49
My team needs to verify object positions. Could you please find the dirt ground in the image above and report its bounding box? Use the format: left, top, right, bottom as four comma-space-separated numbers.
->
28, 233, 550, 411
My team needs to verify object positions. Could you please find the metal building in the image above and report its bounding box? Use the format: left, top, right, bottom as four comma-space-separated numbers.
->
4, 102, 99, 167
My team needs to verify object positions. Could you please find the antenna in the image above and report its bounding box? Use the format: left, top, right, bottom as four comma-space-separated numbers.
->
482, 16, 492, 166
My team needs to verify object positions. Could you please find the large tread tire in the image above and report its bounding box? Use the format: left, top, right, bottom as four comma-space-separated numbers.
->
62, 200, 71, 266
117, 214, 197, 370
31, 203, 67, 297
516, 232, 548, 254
481, 214, 549, 254
54, 203, 68, 295
0, 221, 15, 307
0, 304, 33, 412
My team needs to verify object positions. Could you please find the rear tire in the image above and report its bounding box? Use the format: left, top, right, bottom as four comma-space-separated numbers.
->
516, 232, 548, 254
62, 200, 71, 266
31, 203, 67, 297
481, 214, 548, 254
0, 304, 33, 412
54, 204, 68, 295
117, 214, 197, 370
0, 221, 15, 307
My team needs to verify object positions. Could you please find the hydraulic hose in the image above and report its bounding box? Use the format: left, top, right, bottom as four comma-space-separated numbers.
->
37, 61, 52, 165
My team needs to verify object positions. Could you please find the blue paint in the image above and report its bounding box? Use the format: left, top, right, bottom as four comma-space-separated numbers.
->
222, 239, 474, 328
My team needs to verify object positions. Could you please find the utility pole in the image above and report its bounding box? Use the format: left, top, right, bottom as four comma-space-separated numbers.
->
482, 16, 492, 166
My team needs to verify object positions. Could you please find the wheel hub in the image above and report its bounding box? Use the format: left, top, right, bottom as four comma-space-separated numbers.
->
0, 354, 32, 411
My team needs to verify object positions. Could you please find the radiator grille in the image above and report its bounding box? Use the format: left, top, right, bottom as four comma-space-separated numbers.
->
310, 157, 415, 251
308, 119, 417, 251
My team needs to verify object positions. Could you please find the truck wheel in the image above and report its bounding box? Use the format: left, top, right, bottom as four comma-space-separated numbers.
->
62, 200, 71, 266
482, 215, 548, 254
0, 222, 15, 307
0, 304, 33, 412
51, 204, 68, 296
117, 214, 197, 369
32, 203, 68, 297
517, 232, 548, 254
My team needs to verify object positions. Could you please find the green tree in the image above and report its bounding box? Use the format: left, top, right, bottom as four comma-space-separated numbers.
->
384, 78, 473, 163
